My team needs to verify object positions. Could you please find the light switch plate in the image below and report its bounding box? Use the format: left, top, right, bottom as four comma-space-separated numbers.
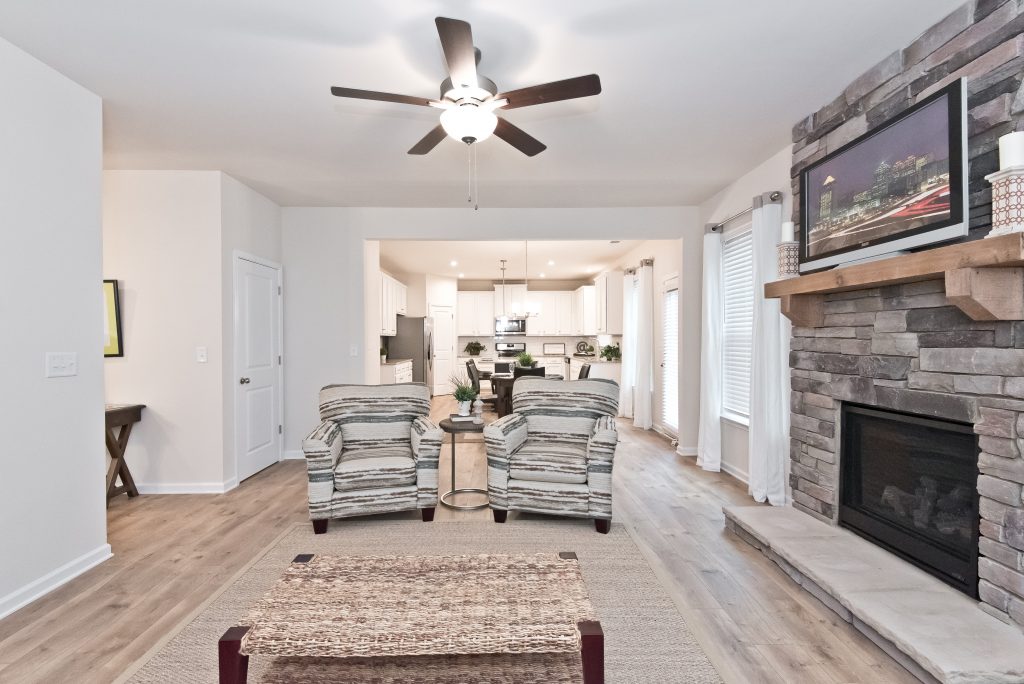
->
45, 352, 78, 378
350, 344, 359, 357
196, 346, 208, 363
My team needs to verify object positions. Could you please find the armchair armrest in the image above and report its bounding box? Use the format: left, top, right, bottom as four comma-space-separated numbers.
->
411, 416, 442, 507
483, 413, 528, 510
587, 416, 618, 519
302, 420, 343, 517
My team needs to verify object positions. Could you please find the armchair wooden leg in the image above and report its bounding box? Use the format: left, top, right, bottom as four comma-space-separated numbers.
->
218, 625, 250, 684
594, 519, 610, 534
492, 508, 508, 524
421, 507, 435, 522
312, 519, 328, 534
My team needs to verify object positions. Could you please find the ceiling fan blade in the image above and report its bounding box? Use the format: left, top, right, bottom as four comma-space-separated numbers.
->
496, 74, 602, 110
330, 86, 434, 108
435, 17, 478, 88
408, 125, 448, 155
494, 118, 546, 157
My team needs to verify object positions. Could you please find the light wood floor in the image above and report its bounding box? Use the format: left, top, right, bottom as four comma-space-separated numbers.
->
0, 397, 915, 683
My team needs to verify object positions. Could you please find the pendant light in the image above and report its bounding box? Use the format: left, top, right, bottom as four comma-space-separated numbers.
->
497, 259, 509, 325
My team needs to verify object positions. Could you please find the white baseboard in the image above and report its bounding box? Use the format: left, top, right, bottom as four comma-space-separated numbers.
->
135, 480, 236, 494
282, 450, 304, 460
675, 445, 698, 457
720, 460, 749, 485
0, 544, 112, 620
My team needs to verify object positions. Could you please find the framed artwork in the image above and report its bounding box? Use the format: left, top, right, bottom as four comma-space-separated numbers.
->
103, 279, 124, 357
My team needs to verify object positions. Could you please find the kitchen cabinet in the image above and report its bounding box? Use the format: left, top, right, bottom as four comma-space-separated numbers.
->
493, 284, 527, 318
381, 360, 413, 384
538, 356, 567, 378
457, 291, 494, 337
523, 290, 574, 336
594, 271, 623, 335
555, 292, 573, 335
380, 273, 407, 337
573, 285, 597, 336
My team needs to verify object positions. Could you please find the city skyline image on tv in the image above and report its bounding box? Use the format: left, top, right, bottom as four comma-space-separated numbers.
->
804, 93, 952, 260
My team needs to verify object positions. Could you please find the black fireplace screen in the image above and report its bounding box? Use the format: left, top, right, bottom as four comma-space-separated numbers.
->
839, 403, 979, 597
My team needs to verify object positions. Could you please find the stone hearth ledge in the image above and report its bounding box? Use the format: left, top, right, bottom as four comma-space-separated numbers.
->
724, 505, 1024, 684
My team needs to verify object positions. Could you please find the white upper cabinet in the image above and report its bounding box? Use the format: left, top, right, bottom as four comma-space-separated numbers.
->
574, 285, 597, 336
457, 291, 494, 337
380, 273, 407, 337
594, 271, 623, 335
493, 284, 527, 317
555, 292, 573, 335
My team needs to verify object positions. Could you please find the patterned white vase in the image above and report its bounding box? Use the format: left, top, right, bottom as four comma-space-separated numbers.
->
777, 241, 800, 279
986, 167, 1024, 237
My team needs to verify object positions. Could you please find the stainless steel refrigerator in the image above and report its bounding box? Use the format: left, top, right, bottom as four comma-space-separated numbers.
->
390, 316, 434, 392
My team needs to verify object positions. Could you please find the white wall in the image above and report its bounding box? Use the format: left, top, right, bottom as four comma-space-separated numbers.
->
281, 207, 700, 448
103, 171, 226, 489
698, 145, 791, 482
425, 274, 457, 310
0, 37, 109, 619
103, 171, 282, 490
220, 174, 282, 482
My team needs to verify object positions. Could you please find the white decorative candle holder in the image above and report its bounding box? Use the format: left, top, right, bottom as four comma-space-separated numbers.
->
778, 241, 800, 278
985, 166, 1024, 238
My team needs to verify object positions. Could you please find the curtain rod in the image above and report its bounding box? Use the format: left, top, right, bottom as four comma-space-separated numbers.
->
709, 191, 782, 232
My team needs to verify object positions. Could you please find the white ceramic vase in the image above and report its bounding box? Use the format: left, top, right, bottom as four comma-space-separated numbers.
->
457, 400, 472, 416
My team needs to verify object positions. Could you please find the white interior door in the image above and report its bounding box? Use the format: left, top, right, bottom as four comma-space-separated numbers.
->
235, 256, 282, 482
430, 304, 455, 396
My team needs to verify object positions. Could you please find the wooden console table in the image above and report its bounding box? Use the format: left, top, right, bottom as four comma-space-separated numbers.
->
105, 404, 145, 505
765, 233, 1024, 326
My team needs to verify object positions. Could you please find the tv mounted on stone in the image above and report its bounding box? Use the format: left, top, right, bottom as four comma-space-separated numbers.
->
799, 78, 968, 273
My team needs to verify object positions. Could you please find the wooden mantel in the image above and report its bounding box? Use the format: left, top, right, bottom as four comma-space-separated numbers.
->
765, 233, 1024, 327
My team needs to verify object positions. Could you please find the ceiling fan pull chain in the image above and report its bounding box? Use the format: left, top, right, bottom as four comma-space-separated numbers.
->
473, 143, 479, 211
467, 143, 472, 205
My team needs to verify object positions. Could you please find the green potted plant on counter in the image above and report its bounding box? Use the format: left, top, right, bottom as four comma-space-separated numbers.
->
516, 352, 535, 368
600, 344, 621, 362
450, 374, 477, 416
380, 346, 387, 364
463, 340, 486, 356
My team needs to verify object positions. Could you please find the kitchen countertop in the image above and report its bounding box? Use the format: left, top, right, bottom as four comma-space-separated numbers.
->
380, 358, 413, 366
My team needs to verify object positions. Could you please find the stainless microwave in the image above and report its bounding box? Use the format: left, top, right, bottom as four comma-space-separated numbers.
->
495, 317, 527, 336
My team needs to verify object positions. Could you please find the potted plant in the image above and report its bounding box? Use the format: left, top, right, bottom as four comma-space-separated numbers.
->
516, 352, 535, 368
380, 346, 387, 364
464, 341, 486, 356
600, 344, 621, 362
450, 374, 477, 416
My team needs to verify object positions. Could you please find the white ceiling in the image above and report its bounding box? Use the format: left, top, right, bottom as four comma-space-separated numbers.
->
380, 240, 643, 281
0, 0, 963, 207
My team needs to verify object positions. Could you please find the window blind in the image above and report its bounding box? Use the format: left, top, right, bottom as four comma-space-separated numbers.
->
722, 225, 754, 419
660, 286, 679, 431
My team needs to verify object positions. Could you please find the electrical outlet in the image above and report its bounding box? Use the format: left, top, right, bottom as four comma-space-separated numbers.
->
350, 344, 359, 357
196, 346, 208, 363
45, 352, 78, 378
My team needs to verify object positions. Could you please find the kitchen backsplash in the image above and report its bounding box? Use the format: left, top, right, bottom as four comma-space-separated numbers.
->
456, 335, 620, 357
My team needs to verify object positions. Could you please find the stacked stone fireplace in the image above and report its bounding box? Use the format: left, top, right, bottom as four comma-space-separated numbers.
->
790, 279, 1024, 626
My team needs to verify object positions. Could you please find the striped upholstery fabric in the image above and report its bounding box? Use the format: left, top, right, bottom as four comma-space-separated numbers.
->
485, 378, 619, 521
303, 383, 440, 521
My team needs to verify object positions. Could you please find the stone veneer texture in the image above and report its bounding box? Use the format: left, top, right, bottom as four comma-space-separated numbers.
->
789, 280, 1024, 626
790, 0, 1024, 238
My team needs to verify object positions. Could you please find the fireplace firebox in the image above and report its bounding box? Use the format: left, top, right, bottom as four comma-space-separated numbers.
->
839, 403, 979, 597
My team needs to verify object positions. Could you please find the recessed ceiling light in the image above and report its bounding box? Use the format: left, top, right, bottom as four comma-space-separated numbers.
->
547, 260, 555, 266
585, 266, 598, 273
458, 273, 465, 278
450, 260, 458, 267
539, 272, 546, 278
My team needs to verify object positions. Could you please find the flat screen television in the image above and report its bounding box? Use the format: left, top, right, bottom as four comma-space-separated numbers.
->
799, 79, 967, 273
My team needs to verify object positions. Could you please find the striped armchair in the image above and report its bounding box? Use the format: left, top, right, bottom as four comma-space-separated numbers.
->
484, 378, 620, 533
302, 383, 442, 533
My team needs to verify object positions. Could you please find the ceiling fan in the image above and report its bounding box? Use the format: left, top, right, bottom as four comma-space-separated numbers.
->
330, 17, 602, 157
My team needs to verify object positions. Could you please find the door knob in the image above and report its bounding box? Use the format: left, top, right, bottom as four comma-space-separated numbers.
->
239, 377, 251, 384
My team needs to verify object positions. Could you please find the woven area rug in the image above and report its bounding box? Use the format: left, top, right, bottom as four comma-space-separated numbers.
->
121, 519, 720, 683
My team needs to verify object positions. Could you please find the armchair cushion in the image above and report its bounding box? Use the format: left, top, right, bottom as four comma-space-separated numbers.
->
334, 455, 416, 492
509, 438, 588, 484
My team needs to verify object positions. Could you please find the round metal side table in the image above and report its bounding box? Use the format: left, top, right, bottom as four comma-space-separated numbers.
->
438, 417, 488, 510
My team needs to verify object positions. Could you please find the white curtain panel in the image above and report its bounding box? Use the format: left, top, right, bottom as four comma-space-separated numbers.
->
633, 262, 654, 429
619, 272, 636, 418
697, 231, 723, 472
747, 194, 790, 506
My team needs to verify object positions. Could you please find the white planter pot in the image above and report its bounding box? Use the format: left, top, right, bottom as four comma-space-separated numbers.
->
381, 355, 387, 364
457, 400, 472, 416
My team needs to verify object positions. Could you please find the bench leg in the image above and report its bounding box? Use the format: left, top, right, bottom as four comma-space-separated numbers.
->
594, 519, 610, 534
579, 620, 604, 684
492, 508, 507, 524
421, 506, 435, 522
218, 626, 250, 684
312, 519, 328, 534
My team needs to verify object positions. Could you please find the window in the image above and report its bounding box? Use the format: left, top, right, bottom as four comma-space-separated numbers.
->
660, 281, 679, 432
722, 224, 754, 420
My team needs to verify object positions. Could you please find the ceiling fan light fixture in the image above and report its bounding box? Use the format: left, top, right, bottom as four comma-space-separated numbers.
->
440, 103, 497, 144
